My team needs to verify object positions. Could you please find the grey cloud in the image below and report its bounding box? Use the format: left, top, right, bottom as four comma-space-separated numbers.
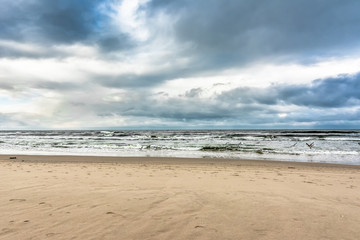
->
96, 34, 134, 52
184, 88, 202, 98
219, 73, 360, 108
101, 98, 233, 120
2, 0, 360, 129
217, 87, 278, 105
94, 66, 197, 89
2, 0, 359, 73
0, 82, 15, 90
96, 74, 166, 88
85, 72, 360, 128
0, 0, 133, 57
149, 0, 360, 67
0, 78, 81, 93
90, 86, 277, 123
0, 43, 72, 59
5, 71, 359, 129
34, 81, 81, 91
277, 76, 360, 108
36, 1, 100, 43
0, 0, 99, 42
0, 48, 44, 59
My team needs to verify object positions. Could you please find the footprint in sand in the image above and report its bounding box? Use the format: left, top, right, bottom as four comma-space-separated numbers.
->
194, 225, 205, 229
46, 233, 59, 237
9, 199, 26, 202
304, 181, 314, 184
2, 228, 15, 234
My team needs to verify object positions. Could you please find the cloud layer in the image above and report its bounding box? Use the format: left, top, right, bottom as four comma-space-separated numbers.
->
0, 0, 360, 129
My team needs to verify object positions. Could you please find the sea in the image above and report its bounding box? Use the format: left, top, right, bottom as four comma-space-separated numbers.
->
0, 130, 359, 165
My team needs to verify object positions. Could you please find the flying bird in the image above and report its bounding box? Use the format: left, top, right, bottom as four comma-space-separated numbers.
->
306, 142, 314, 149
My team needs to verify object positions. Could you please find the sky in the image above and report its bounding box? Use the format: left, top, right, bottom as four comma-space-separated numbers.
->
1, 0, 360, 130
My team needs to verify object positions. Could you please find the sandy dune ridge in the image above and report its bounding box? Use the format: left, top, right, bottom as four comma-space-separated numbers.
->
1, 155, 360, 240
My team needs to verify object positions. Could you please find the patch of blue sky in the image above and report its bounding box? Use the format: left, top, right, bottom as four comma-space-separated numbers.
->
0, 96, 30, 106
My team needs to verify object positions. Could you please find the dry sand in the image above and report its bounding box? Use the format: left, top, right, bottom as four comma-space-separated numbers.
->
1, 155, 360, 240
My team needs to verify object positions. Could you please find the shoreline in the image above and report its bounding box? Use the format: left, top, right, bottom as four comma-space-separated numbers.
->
1, 154, 360, 169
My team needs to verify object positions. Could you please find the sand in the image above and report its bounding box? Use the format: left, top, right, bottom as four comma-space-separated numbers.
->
1, 155, 360, 240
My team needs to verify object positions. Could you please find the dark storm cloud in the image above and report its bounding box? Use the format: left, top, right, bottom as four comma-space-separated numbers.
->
2, 0, 359, 62
219, 73, 360, 108
149, 0, 360, 66
276, 75, 360, 107
0, 0, 133, 57
1, 0, 100, 42
72, 0, 360, 89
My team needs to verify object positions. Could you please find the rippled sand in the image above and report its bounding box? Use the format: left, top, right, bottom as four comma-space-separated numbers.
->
1, 155, 359, 240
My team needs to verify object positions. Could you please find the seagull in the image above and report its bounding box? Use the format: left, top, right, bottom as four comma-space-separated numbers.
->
306, 142, 314, 149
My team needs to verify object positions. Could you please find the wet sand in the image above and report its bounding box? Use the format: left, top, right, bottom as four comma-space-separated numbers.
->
1, 155, 360, 240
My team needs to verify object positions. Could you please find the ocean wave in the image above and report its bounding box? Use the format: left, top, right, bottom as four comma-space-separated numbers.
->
1, 129, 359, 164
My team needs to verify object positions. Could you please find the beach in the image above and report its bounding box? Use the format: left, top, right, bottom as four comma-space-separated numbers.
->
1, 155, 360, 240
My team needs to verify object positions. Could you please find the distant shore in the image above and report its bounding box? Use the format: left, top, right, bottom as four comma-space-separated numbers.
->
1, 154, 359, 239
